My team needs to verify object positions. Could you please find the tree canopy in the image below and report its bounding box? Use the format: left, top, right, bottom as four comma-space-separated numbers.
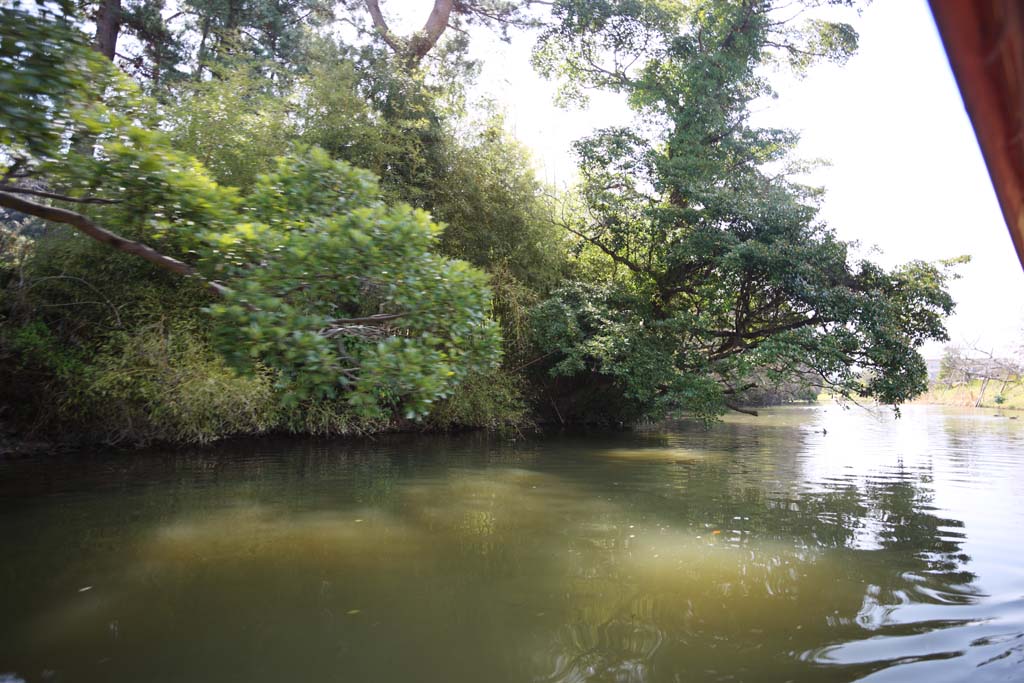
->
1, 6, 501, 435
0, 0, 962, 442
528, 0, 959, 422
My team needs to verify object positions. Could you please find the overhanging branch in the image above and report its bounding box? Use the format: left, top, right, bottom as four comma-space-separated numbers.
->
0, 184, 122, 205
0, 191, 417, 342
0, 190, 229, 297
725, 402, 758, 416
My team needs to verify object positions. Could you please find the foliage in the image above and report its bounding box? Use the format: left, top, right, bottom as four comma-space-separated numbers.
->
293, 48, 417, 192
431, 114, 567, 292
0, 1, 115, 165
529, 0, 958, 423
276, 396, 389, 437
3, 317, 277, 444
167, 62, 294, 189
0, 8, 502, 439
74, 321, 279, 444
0, 223, 31, 272
937, 345, 966, 386
199, 148, 502, 418
80, 0, 334, 87
425, 368, 531, 433
0, 0, 966, 442
166, 49, 566, 379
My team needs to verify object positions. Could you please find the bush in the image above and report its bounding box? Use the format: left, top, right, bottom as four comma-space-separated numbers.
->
275, 397, 389, 437
426, 368, 531, 434
4, 319, 278, 444
84, 322, 279, 443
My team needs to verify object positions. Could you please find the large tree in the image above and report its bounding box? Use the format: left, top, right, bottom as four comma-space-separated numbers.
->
529, 0, 960, 423
0, 5, 500, 422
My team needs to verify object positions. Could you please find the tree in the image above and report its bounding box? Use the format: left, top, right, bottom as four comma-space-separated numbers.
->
528, 0, 960, 423
93, 0, 123, 60
360, 0, 538, 67
937, 345, 967, 388
0, 7, 500, 422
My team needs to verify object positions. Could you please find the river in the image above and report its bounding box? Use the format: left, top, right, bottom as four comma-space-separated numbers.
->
1, 404, 1022, 682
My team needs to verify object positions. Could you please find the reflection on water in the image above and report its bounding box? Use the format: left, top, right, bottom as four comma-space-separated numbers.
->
1, 405, 1023, 682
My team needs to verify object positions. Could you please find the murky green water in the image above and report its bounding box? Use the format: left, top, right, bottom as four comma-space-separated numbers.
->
1, 405, 1023, 683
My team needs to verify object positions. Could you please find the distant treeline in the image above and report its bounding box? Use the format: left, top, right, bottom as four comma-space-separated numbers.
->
925, 347, 1024, 409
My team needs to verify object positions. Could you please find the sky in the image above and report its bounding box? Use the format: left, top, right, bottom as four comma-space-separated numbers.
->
384, 0, 1024, 358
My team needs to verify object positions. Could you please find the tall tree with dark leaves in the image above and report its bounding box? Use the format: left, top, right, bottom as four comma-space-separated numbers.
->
529, 0, 961, 424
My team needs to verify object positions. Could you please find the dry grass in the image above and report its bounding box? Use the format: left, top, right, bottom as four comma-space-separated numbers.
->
917, 379, 1024, 411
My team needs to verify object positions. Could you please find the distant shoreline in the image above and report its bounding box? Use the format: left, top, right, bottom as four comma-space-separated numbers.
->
914, 380, 1024, 411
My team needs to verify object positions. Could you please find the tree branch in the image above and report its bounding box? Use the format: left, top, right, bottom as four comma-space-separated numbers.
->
0, 185, 121, 205
725, 402, 758, 416
0, 193, 421, 345
706, 314, 822, 340
364, 0, 453, 64
722, 382, 758, 396
556, 218, 645, 275
364, 0, 404, 53
320, 324, 391, 340
0, 190, 229, 298
328, 312, 408, 326
412, 0, 453, 60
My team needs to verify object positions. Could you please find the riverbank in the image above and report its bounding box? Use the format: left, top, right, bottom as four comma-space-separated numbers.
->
915, 379, 1024, 411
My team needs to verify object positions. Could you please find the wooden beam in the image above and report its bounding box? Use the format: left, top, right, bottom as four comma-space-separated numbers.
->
930, 0, 1024, 270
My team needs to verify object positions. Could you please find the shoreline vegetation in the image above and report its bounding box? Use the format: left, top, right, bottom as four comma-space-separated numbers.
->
2, 1, 962, 448
4, 393, 1015, 458
916, 380, 1024, 412
4, 381, 1017, 456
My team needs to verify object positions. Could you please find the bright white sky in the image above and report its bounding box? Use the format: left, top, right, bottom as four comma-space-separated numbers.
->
385, 0, 1024, 358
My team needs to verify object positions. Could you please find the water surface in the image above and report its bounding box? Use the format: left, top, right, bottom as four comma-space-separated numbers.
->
1, 405, 1023, 682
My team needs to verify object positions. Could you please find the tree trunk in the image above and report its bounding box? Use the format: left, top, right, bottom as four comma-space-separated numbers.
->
975, 376, 990, 407
408, 0, 453, 62
94, 0, 122, 61
195, 14, 211, 79
364, 0, 453, 66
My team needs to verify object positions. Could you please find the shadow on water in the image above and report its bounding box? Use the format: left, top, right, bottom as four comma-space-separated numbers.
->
0, 406, 1021, 683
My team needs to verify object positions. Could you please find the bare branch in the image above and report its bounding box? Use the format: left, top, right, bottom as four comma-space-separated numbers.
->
22, 275, 124, 327
320, 324, 391, 340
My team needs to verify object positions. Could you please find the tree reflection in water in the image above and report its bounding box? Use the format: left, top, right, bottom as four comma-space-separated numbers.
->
520, 457, 978, 683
